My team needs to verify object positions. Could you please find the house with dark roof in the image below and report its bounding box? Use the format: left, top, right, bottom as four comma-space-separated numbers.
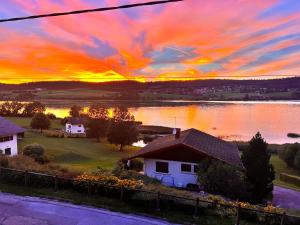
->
0, 117, 25, 156
65, 117, 85, 134
129, 128, 243, 188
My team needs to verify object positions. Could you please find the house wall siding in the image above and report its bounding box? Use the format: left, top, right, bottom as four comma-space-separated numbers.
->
0, 134, 18, 156
66, 123, 85, 134
144, 158, 198, 188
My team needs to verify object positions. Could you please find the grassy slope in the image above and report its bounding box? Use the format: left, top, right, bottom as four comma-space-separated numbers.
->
7, 117, 300, 190
7, 117, 138, 172
7, 117, 62, 129
271, 155, 300, 191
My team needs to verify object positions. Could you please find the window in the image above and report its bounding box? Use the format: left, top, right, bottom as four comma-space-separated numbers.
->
0, 150, 3, 154
194, 165, 199, 173
5, 148, 11, 155
156, 161, 169, 173
0, 136, 13, 142
181, 164, 192, 172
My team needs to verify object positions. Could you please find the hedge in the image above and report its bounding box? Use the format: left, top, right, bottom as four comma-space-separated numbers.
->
280, 173, 300, 187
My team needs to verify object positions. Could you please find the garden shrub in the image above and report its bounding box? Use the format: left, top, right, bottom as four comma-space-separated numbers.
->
23, 143, 49, 164
73, 173, 143, 196
43, 130, 64, 138
113, 168, 160, 185
197, 158, 249, 200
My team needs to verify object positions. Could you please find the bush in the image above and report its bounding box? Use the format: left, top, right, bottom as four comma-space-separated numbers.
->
279, 143, 300, 168
114, 169, 160, 185
294, 150, 300, 169
47, 113, 57, 119
197, 159, 249, 200
23, 143, 49, 164
43, 130, 64, 138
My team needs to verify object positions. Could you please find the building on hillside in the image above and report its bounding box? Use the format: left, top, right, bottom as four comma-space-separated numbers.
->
0, 117, 25, 156
129, 128, 243, 188
65, 117, 85, 134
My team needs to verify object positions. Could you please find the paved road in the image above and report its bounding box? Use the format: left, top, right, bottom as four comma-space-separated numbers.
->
272, 186, 300, 210
0, 192, 174, 225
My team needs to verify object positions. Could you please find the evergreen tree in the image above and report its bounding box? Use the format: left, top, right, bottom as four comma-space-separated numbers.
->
241, 132, 275, 203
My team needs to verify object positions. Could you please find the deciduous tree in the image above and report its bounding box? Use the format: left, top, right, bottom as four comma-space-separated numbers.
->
107, 107, 139, 151
30, 113, 51, 133
23, 101, 45, 117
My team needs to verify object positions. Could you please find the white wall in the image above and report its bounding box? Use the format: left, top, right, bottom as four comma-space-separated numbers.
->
0, 134, 18, 156
66, 123, 85, 134
144, 158, 198, 188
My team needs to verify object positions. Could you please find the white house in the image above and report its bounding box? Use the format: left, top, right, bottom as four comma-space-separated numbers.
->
129, 128, 243, 188
65, 117, 85, 134
0, 117, 25, 156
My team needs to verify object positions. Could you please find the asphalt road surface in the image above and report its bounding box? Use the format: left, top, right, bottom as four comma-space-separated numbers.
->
0, 192, 174, 225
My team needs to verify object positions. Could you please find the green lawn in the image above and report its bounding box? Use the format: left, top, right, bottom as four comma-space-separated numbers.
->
7, 117, 300, 190
271, 155, 300, 191
18, 132, 138, 172
7, 117, 62, 129
7, 117, 138, 172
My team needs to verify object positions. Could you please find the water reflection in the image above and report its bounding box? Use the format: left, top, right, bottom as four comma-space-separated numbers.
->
2, 101, 300, 144
47, 102, 300, 144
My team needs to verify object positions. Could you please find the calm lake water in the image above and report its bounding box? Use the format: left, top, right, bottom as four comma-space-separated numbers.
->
44, 101, 300, 144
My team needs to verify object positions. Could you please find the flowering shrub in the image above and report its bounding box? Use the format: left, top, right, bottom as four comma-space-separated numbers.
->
74, 173, 143, 189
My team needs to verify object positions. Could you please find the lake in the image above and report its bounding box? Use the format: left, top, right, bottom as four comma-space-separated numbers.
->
44, 101, 300, 144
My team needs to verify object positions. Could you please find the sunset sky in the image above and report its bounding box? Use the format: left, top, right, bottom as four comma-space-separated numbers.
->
1, 0, 300, 83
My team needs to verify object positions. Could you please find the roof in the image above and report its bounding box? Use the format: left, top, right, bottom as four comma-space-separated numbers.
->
130, 128, 243, 168
67, 117, 84, 125
0, 116, 26, 136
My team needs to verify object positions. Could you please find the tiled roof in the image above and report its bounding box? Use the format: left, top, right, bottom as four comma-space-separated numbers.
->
130, 128, 243, 168
0, 116, 26, 136
67, 117, 84, 125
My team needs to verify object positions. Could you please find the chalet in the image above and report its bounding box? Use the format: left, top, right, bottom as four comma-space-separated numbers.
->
0, 117, 25, 156
129, 128, 243, 188
65, 117, 85, 134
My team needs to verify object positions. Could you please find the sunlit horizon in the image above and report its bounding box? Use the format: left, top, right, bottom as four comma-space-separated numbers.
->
1, 0, 300, 83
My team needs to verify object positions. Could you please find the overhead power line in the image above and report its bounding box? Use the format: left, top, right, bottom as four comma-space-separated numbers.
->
0, 0, 183, 23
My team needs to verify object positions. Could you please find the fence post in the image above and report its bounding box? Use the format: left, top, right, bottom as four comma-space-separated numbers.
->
156, 191, 160, 211
24, 170, 29, 186
235, 204, 241, 225
281, 212, 286, 225
120, 185, 124, 201
54, 176, 58, 192
88, 181, 92, 196
193, 197, 199, 218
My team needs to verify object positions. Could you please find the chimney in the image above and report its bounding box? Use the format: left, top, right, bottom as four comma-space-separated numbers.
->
173, 128, 181, 139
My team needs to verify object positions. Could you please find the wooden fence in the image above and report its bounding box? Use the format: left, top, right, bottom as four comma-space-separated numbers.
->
0, 167, 299, 225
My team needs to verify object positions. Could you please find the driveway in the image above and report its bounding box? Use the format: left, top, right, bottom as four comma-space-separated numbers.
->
0, 192, 173, 225
272, 186, 300, 210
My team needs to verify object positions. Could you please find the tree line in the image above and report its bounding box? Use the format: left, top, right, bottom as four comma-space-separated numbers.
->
0, 101, 50, 117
